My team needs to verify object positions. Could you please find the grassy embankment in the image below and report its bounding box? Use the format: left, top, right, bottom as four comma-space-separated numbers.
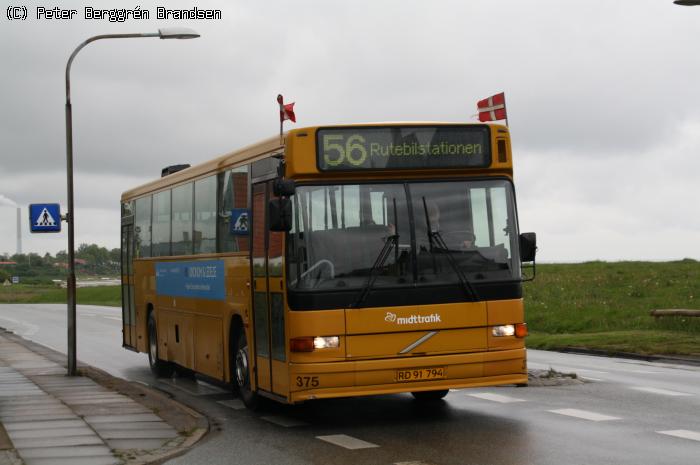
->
1, 260, 699, 356
524, 260, 700, 356
0, 284, 121, 307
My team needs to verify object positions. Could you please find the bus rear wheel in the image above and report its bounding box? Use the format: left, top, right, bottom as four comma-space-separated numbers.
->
233, 327, 258, 409
411, 389, 449, 401
148, 312, 174, 377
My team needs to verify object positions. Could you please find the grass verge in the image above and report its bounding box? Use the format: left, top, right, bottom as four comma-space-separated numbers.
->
528, 330, 700, 357
524, 260, 700, 356
0, 284, 120, 307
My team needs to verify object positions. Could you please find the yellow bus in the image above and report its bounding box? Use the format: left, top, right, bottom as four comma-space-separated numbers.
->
120, 123, 537, 408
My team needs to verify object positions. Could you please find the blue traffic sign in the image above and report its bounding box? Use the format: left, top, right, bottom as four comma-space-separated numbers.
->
230, 208, 250, 235
29, 203, 62, 233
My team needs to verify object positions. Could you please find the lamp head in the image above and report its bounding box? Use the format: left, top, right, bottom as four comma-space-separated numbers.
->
158, 27, 200, 39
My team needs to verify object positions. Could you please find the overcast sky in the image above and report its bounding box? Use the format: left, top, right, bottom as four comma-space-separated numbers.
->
1, 0, 699, 262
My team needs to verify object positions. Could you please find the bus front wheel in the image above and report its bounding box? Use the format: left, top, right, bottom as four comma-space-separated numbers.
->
147, 312, 174, 377
234, 327, 258, 409
411, 390, 449, 401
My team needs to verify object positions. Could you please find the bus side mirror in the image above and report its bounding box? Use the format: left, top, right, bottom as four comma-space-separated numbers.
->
519, 232, 537, 262
273, 178, 296, 197
269, 198, 292, 232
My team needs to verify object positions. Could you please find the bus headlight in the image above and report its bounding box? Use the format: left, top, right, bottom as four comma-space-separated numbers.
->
314, 336, 340, 349
491, 324, 528, 338
291, 336, 340, 352
492, 325, 515, 337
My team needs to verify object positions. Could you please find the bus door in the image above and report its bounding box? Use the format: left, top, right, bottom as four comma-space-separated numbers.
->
120, 216, 137, 350
251, 181, 289, 398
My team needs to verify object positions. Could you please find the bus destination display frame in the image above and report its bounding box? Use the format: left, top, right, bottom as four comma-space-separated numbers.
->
316, 125, 492, 172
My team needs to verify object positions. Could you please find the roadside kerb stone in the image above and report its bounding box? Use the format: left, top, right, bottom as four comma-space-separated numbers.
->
0, 328, 208, 465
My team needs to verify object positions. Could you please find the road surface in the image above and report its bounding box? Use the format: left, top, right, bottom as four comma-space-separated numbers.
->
1, 303, 698, 465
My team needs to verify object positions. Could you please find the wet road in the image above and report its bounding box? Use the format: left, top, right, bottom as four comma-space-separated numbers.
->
1, 303, 699, 465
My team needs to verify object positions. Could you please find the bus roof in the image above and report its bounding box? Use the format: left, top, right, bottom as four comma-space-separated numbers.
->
120, 122, 508, 201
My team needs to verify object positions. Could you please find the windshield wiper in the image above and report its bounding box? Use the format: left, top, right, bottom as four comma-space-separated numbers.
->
351, 198, 400, 309
350, 233, 398, 309
422, 197, 479, 301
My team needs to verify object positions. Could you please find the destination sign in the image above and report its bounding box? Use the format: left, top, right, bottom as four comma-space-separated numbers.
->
316, 126, 490, 171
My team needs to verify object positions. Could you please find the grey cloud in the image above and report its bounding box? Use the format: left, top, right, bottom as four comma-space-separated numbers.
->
2, 0, 700, 260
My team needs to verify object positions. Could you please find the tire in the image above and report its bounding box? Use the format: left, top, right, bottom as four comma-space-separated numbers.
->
233, 326, 259, 409
411, 389, 449, 401
148, 311, 174, 377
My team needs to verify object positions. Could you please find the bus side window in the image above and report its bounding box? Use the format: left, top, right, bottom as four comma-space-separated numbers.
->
134, 196, 152, 258
217, 165, 250, 253
152, 190, 171, 257
194, 175, 217, 254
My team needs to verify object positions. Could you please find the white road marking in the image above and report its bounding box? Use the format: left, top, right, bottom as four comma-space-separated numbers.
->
548, 409, 620, 422
630, 387, 691, 397
260, 415, 308, 427
580, 376, 603, 382
657, 430, 700, 442
467, 392, 526, 403
217, 399, 245, 410
316, 434, 379, 450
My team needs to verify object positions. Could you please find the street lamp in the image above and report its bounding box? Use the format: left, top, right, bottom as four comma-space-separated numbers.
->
64, 27, 199, 376
674, 1, 700, 5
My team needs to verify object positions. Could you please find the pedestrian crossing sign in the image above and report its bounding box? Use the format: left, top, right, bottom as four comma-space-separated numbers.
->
29, 203, 61, 233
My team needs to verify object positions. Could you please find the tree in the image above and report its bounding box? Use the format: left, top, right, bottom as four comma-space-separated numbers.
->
27, 253, 44, 267
10, 254, 28, 265
109, 248, 121, 264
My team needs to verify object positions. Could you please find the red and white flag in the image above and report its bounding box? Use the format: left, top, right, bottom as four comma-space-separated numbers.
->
277, 94, 296, 123
476, 92, 507, 122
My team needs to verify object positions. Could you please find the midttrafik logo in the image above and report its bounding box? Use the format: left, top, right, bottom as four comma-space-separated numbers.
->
385, 312, 442, 325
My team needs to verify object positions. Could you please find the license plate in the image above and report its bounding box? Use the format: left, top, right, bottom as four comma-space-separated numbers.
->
396, 367, 446, 382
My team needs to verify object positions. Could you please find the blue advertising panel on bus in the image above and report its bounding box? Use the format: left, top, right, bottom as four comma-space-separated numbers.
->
155, 260, 225, 301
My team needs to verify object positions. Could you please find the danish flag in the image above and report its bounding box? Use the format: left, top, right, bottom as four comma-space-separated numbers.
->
277, 94, 296, 123
477, 92, 507, 122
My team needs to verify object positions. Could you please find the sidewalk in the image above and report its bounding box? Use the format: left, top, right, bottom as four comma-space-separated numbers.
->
0, 329, 207, 465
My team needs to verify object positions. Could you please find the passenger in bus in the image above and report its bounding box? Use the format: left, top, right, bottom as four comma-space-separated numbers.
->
460, 229, 477, 250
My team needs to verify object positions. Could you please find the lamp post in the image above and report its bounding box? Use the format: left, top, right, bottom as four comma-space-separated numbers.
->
674, 1, 700, 5
64, 27, 199, 376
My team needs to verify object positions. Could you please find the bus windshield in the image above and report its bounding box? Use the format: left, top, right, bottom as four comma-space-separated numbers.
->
287, 179, 521, 291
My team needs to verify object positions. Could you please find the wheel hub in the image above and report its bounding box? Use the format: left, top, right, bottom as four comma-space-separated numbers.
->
235, 346, 249, 387
149, 327, 157, 363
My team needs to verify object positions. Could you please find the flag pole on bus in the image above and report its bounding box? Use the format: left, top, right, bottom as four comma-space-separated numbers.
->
277, 94, 296, 143
476, 92, 508, 127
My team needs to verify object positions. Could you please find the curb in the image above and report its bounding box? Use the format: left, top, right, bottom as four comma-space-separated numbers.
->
0, 328, 210, 465
544, 346, 700, 367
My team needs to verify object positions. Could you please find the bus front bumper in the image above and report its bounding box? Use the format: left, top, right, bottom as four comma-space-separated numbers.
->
288, 348, 527, 403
